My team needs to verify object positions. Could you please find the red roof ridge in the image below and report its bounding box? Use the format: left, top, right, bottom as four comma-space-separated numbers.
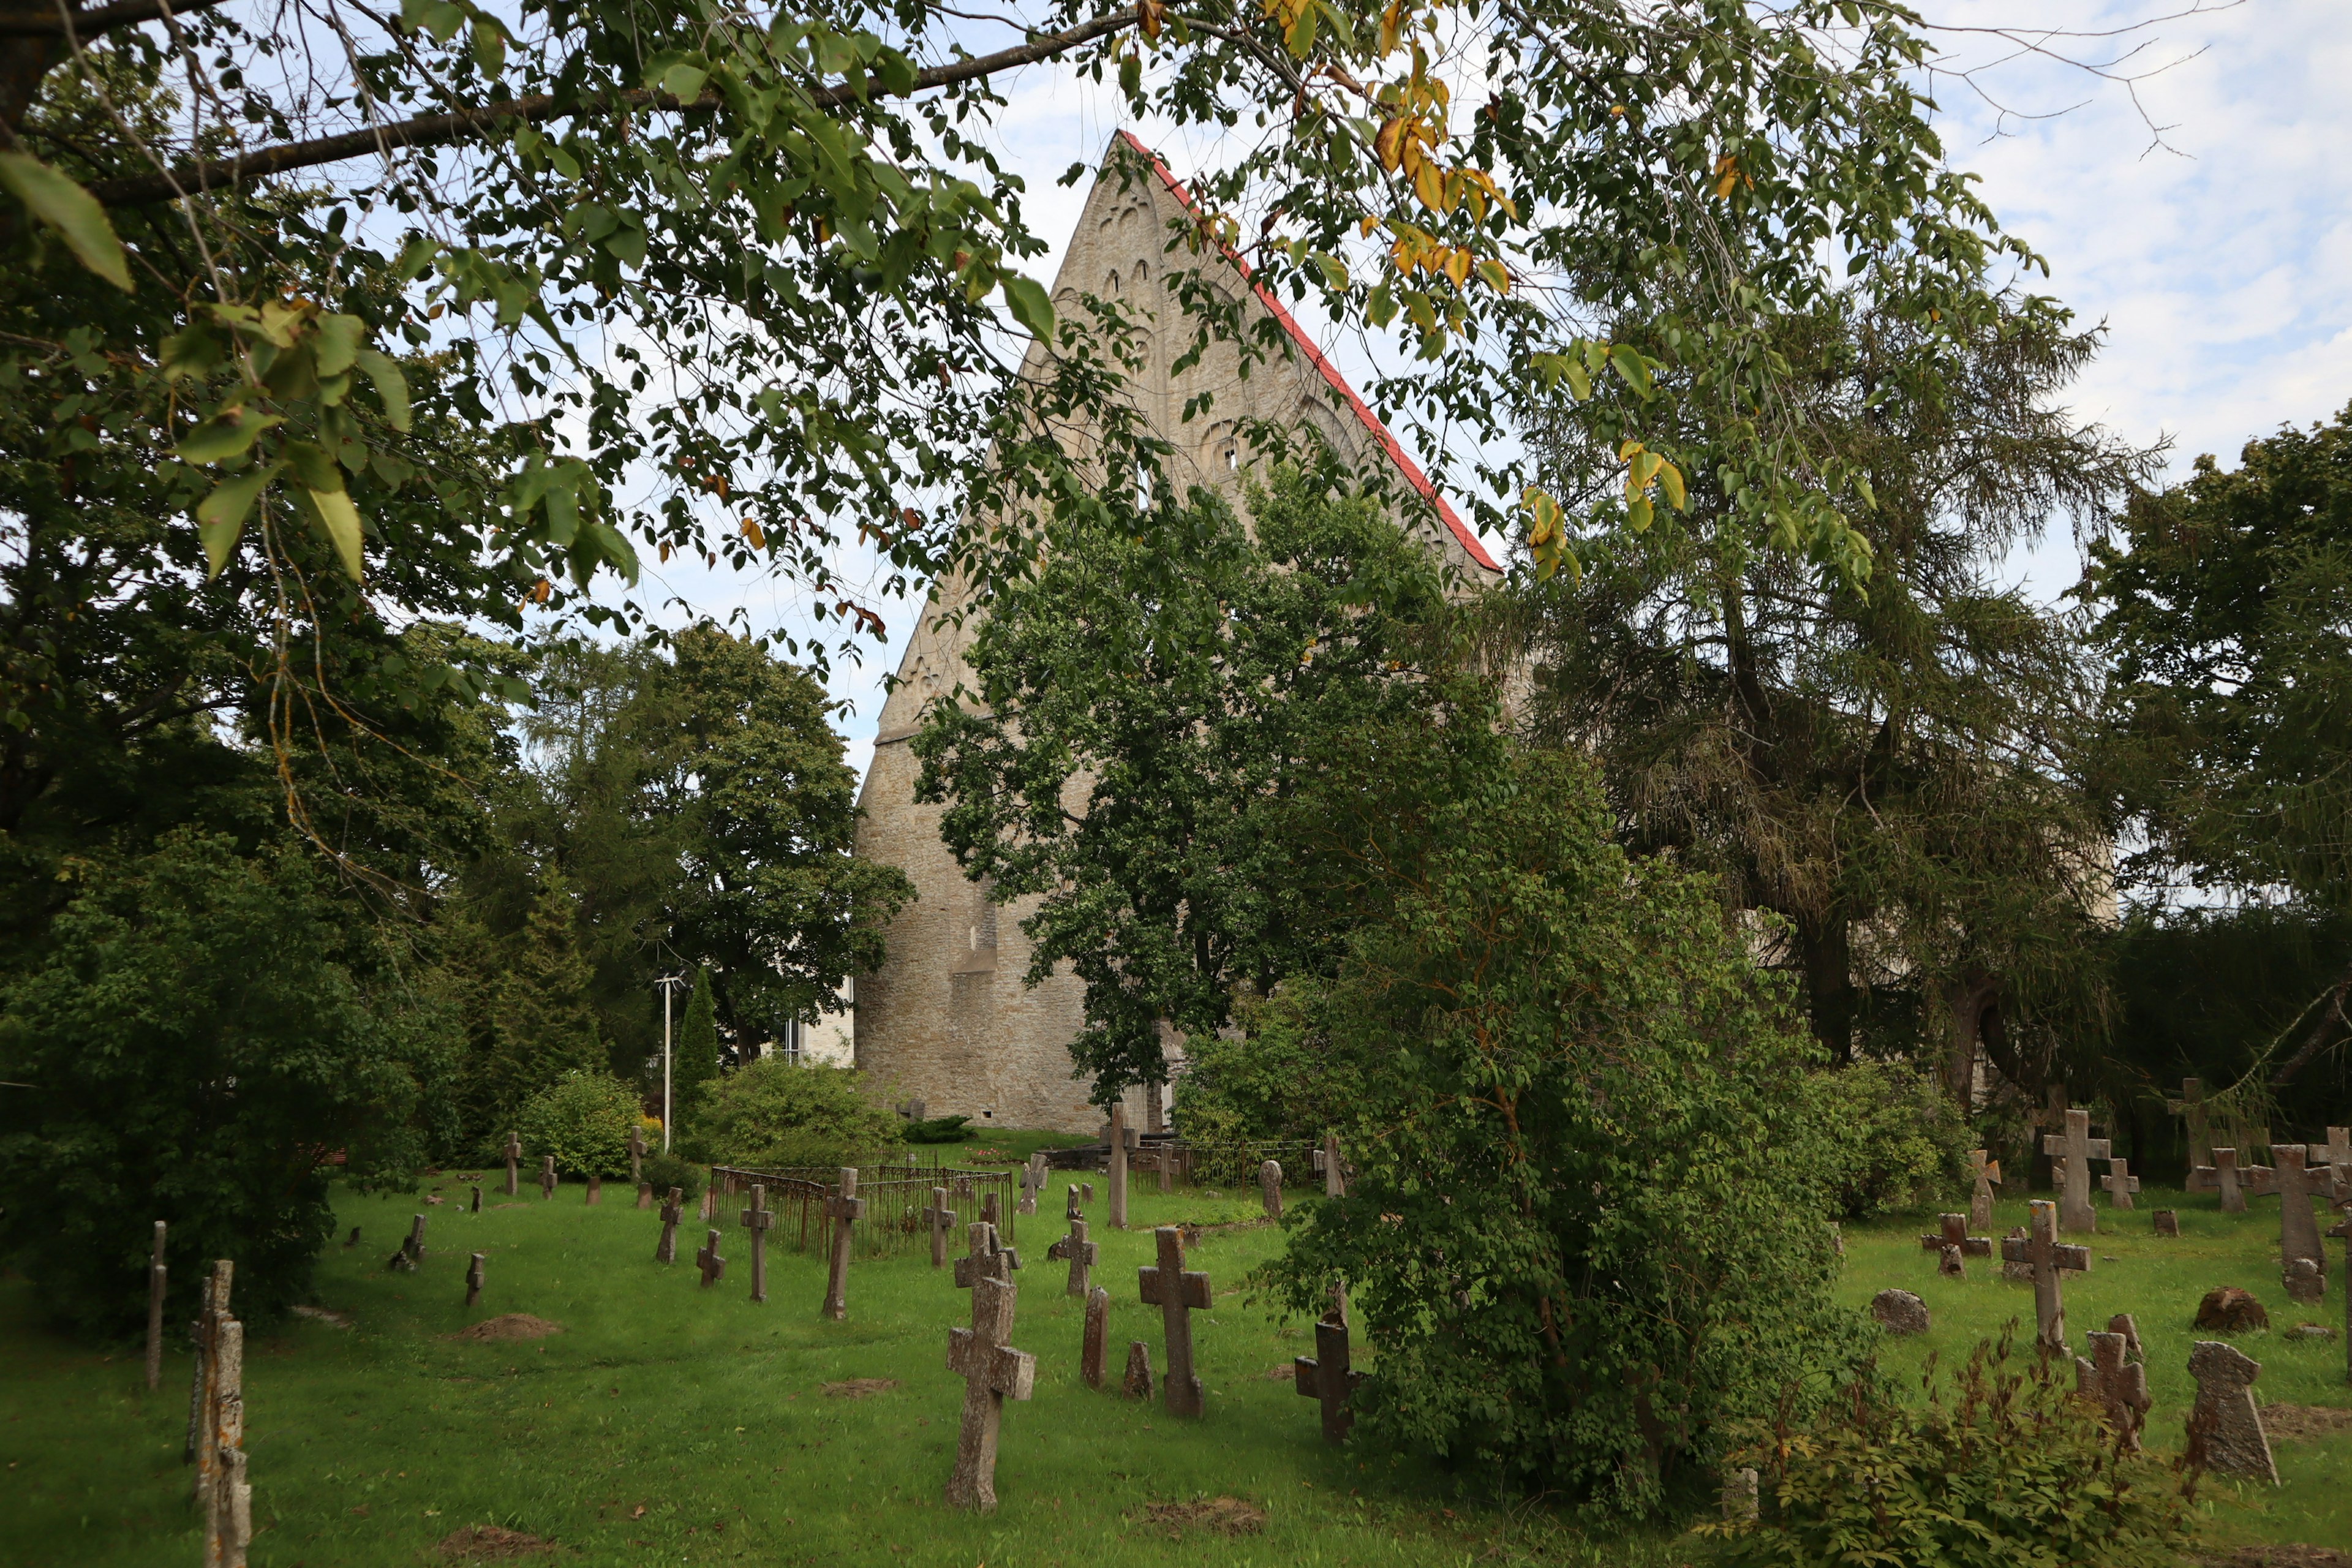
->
1110, 130, 1500, 573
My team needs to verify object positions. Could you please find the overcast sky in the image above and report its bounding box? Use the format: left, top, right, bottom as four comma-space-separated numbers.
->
602, 0, 2352, 787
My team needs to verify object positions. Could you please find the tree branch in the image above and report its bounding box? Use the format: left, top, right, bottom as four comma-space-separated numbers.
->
89, 10, 1139, 207
0, 0, 233, 38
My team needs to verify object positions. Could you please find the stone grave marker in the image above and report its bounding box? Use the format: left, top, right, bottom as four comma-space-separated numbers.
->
503, 1131, 521, 1197
1967, 1149, 2000, 1232
1137, 1225, 1210, 1417
539, 1156, 557, 1200
740, 1183, 775, 1305
2328, 1208, 2352, 1382
2000, 1199, 2090, 1350
146, 1220, 167, 1391
198, 1288, 252, 1568
1152, 1143, 1173, 1194
821, 1167, 863, 1321
2154, 1209, 2180, 1237
1260, 1160, 1284, 1219
696, 1228, 726, 1287
2320, 1126, 2352, 1202
586, 1174, 602, 1205
2168, 1077, 2214, 1173
628, 1125, 647, 1184
2075, 1322, 2150, 1450
1319, 1131, 1346, 1198
1081, 1285, 1109, 1389
636, 1181, 652, 1210
1018, 1154, 1046, 1215
1721, 1469, 1760, 1524
465, 1253, 486, 1308
470, 1185, 483, 1214
1122, 1341, 1153, 1400
2255, 1144, 2329, 1272
342, 1226, 360, 1250
186, 1259, 230, 1472
1107, 1104, 1134, 1230
1293, 1317, 1364, 1444
2185, 1340, 2276, 1482
2189, 1147, 2263, 1215
1917, 1213, 1991, 1276
2102, 1159, 2141, 1211
655, 1187, 685, 1264
1047, 1210, 1098, 1297
1082, 1182, 1095, 1205
955, 1219, 1020, 1288
1871, 1289, 1929, 1335
925, 1186, 958, 1269
2283, 1257, 2324, 1304
2042, 1109, 2110, 1233
944, 1274, 1035, 1513
387, 1213, 427, 1272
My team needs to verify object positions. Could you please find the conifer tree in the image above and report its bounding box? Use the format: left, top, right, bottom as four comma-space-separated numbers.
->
478, 872, 606, 1129
669, 967, 722, 1145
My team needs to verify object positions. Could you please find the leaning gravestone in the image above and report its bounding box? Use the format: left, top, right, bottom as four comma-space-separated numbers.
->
1107, 1105, 1134, 1231
655, 1187, 685, 1264
2258, 1144, 2329, 1274
2185, 1340, 2277, 1482
1081, 1285, 1109, 1389
1137, 1226, 1210, 1417
1018, 1154, 1046, 1216
740, 1183, 775, 1305
539, 1156, 557, 1200
1047, 1210, 1097, 1297
2154, 1209, 2180, 1237
924, 1186, 958, 1270
1122, 1341, 1153, 1401
1259, 1160, 1283, 1219
2101, 1158, 2141, 1211
628, 1124, 647, 1185
1967, 1149, 2000, 1232
2075, 1320, 2151, 1451
2043, 1109, 2109, 1234
387, 1214, 427, 1273
821, 1167, 863, 1321
1917, 1213, 1991, 1277
465, 1253, 486, 1308
944, 1273, 1035, 1513
2000, 1199, 2089, 1350
1293, 1317, 1365, 1444
1720, 1468, 1760, 1525
342, 1226, 360, 1250
1870, 1289, 1929, 1336
696, 1229, 726, 1287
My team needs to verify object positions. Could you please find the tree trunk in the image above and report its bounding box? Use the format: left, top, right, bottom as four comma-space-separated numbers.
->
1797, 914, 1855, 1065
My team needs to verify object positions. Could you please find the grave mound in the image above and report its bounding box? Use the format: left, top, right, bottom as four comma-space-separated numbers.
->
1140, 1496, 1267, 1537
437, 1523, 556, 1558
2230, 1548, 2352, 1568
821, 1378, 899, 1399
2258, 1403, 2352, 1442
2194, 1286, 2270, 1333
290, 1305, 353, 1329
444, 1313, 565, 1343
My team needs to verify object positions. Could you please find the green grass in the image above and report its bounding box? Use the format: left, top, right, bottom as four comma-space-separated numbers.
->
6, 1175, 2347, 1566
1836, 1186, 2352, 1555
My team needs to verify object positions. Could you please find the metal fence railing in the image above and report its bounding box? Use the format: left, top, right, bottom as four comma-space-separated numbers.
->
704, 1162, 1021, 1256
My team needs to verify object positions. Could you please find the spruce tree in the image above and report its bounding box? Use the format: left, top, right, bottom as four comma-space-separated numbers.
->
669, 966, 722, 1145
481, 872, 606, 1129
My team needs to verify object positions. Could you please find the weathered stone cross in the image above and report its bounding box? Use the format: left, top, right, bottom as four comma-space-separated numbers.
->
628, 1124, 646, 1184
1064, 1183, 1084, 1221
503, 1131, 521, 1196
1018, 1154, 1046, 1216
2190, 1147, 2261, 1215
2042, 1109, 2110, 1233
740, 1183, 775, 1305
954, 1219, 1020, 1288
655, 1186, 684, 1264
465, 1252, 486, 1308
1293, 1317, 1364, 1444
2000, 1199, 2090, 1350
2073, 1315, 2149, 1451
821, 1167, 862, 1321
1967, 1149, 2001, 1231
1047, 1210, 1097, 1296
1916, 1212, 1991, 1276
2101, 1159, 2142, 1211
2256, 1144, 2328, 1272
2167, 1077, 2213, 1172
1137, 1224, 1211, 1417
924, 1186, 958, 1269
696, 1227, 726, 1287
2320, 1126, 2352, 1203
944, 1271, 1035, 1512
2186, 1338, 2276, 1482
539, 1155, 557, 1200
1107, 1103, 1134, 1230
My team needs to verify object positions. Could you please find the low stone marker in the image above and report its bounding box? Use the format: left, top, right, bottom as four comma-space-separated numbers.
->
821, 1167, 863, 1321
2000, 1199, 2089, 1350
2101, 1159, 2141, 1211
586, 1174, 602, 1205
636, 1181, 652, 1210
1917, 1213, 1991, 1276
1122, 1341, 1153, 1400
955, 1220, 1020, 1288
1967, 1149, 2000, 1232
2283, 1257, 2325, 1305
1082, 1182, 1095, 1205
2185, 1340, 2276, 1482
1293, 1318, 1364, 1444
1107, 1104, 1134, 1231
655, 1187, 685, 1264
465, 1253, 486, 1308
2154, 1209, 2180, 1237
2043, 1109, 2110, 1234
741, 1183, 775, 1305
388, 1214, 428, 1273
1137, 1225, 1210, 1417
925, 1186, 958, 1269
2195, 1285, 2269, 1333
2189, 1147, 2257, 1215
1720, 1468, 1760, 1524
2075, 1319, 2151, 1450
146, 1220, 168, 1392
1259, 1160, 1284, 1219
1081, 1285, 1109, 1389
539, 1156, 557, 1200
503, 1131, 521, 1197
628, 1125, 646, 1185
2320, 1126, 2352, 1202
696, 1229, 726, 1287
944, 1274, 1035, 1513
1871, 1289, 1930, 1335
343, 1226, 360, 1250
1047, 1210, 1097, 1297
1319, 1131, 1346, 1198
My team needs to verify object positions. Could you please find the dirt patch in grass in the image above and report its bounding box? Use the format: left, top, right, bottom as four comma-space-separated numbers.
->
1264, 1363, 1295, 1380
437, 1524, 556, 1559
821, 1379, 898, 1399
2226, 1548, 2352, 1568
2258, 1403, 2352, 1442
290, 1305, 352, 1329
443, 1314, 564, 1343
1139, 1496, 1267, 1537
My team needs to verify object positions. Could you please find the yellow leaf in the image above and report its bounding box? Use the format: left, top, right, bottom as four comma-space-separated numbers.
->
742, 515, 767, 551
1412, 157, 1443, 213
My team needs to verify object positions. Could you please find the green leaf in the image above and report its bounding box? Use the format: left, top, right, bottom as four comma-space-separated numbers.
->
543, 479, 579, 546
419, 1, 463, 41
353, 349, 412, 432
314, 312, 366, 377
1365, 282, 1396, 329
0, 153, 131, 292
1659, 461, 1687, 512
159, 325, 222, 381
1628, 496, 1654, 532
1609, 344, 1654, 397
307, 484, 366, 580
176, 409, 282, 464
282, 438, 341, 492
873, 48, 916, 97
1000, 274, 1055, 342
194, 462, 283, 579
661, 62, 709, 102
471, 17, 505, 74
1118, 50, 1141, 98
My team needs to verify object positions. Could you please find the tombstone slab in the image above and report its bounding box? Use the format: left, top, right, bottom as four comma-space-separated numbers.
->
1137, 1226, 1210, 1417
1721, 1468, 1760, 1525
2042, 1109, 2111, 1234
696, 1228, 726, 1287
636, 1181, 652, 1210
944, 1275, 1035, 1513
1081, 1285, 1109, 1389
470, 1185, 483, 1214
1871, 1289, 1930, 1335
655, 1187, 685, 1265
628, 1125, 647, 1185
1320, 1131, 1346, 1198
1122, 1340, 1153, 1401
1107, 1105, 1133, 1231
2075, 1325, 2151, 1450
464, 1252, 486, 1308
1999, 1200, 2089, 1349
821, 1167, 863, 1320
586, 1174, 601, 1205
2283, 1256, 2325, 1304
2185, 1340, 2276, 1482
1259, 1160, 1284, 1219
1293, 1317, 1364, 1444
503, 1131, 521, 1197
2154, 1209, 2180, 1237
539, 1156, 557, 1200
2260, 1144, 2329, 1272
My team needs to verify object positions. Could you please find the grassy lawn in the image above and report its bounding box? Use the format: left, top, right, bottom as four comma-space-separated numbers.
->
5, 1169, 2347, 1566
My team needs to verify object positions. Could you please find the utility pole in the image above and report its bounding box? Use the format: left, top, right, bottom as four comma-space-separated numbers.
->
655, 973, 687, 1152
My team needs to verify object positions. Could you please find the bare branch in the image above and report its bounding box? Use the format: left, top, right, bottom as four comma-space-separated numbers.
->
0, 0, 232, 37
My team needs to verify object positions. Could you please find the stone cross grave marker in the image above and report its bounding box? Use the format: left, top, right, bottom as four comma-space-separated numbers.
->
2075, 1318, 2150, 1451
655, 1187, 685, 1264
1065, 1184, 1084, 1221
2328, 1208, 2352, 1384
628, 1124, 646, 1184
465, 1252, 486, 1308
503, 1131, 521, 1196
2185, 1340, 2276, 1482
1122, 1341, 1153, 1400
821, 1167, 863, 1321
539, 1156, 557, 1200
981, 1189, 1011, 1247
740, 1183, 775, 1305
1917, 1213, 1991, 1278
2042, 1109, 2110, 1234
2168, 1077, 2213, 1173
2320, 1126, 2352, 1202
1107, 1104, 1134, 1230
1294, 1317, 1365, 1445
2190, 1147, 2256, 1215
924, 1186, 958, 1269
1081, 1284, 1109, 1389
2000, 1199, 2090, 1351
955, 1219, 1020, 1288
696, 1228, 726, 1287
1967, 1151, 1996, 1229
1019, 1153, 1046, 1215
944, 1273, 1035, 1513
1047, 1210, 1098, 1296
2102, 1159, 2141, 1210
1137, 1224, 1211, 1417
1319, 1131, 1346, 1198
2256, 1144, 2328, 1272
146, 1219, 168, 1391
1260, 1160, 1284, 1219
586, 1174, 601, 1205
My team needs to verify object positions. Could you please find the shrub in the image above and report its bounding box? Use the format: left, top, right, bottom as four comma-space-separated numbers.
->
1801, 1062, 1974, 1219
1176, 979, 1360, 1186
514, 1071, 643, 1178
639, 1150, 704, 1200
903, 1114, 974, 1145
689, 1058, 899, 1169
1711, 1332, 2201, 1567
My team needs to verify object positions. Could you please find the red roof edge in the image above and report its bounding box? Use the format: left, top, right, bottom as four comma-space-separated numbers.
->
1110, 130, 1501, 573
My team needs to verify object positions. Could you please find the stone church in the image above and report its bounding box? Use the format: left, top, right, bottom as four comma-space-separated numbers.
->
850, 133, 1502, 1135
